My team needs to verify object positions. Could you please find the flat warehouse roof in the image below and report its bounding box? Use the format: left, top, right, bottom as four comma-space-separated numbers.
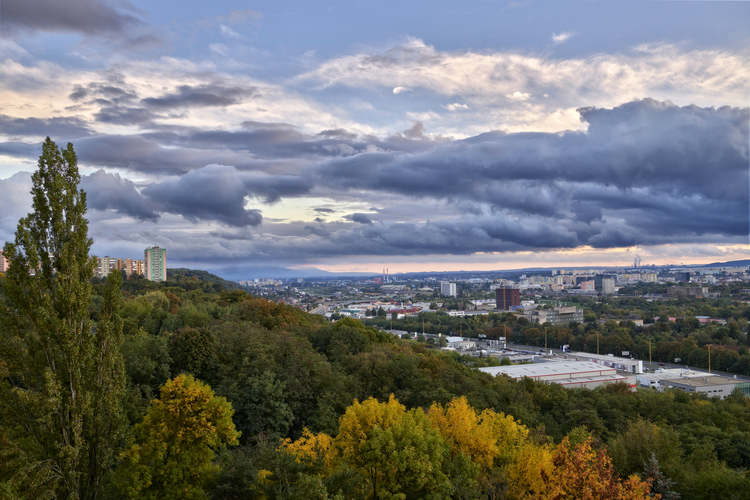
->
478, 361, 616, 379
555, 375, 629, 386
565, 352, 642, 367
666, 376, 743, 388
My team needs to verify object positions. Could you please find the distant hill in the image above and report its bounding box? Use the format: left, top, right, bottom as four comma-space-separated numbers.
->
167, 268, 242, 290
695, 259, 750, 268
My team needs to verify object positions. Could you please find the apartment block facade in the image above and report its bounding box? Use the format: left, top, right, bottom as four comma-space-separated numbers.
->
144, 246, 167, 282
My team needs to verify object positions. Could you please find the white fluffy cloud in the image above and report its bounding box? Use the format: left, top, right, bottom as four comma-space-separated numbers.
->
299, 39, 749, 110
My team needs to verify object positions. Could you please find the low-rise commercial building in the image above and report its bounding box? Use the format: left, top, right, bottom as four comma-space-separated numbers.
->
561, 352, 643, 374
667, 286, 717, 299
519, 306, 584, 326
662, 375, 747, 400
479, 361, 634, 390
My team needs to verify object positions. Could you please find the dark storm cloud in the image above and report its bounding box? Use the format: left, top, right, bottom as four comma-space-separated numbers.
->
72, 135, 279, 173
195, 214, 581, 264
142, 84, 259, 109
0, 0, 143, 36
0, 141, 45, 158
3, 99, 745, 260
323, 100, 747, 198
140, 164, 311, 226
344, 213, 373, 224
94, 106, 156, 125
0, 115, 93, 139
76, 81, 256, 128
314, 99, 748, 244
81, 170, 159, 221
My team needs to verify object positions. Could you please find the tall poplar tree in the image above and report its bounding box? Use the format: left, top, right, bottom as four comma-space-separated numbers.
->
0, 138, 126, 499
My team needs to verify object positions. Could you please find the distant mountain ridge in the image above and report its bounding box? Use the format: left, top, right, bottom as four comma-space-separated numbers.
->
696, 259, 750, 268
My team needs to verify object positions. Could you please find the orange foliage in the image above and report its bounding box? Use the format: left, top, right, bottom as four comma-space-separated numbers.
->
543, 437, 655, 500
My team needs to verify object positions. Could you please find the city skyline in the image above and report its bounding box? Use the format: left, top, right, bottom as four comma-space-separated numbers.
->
0, 0, 748, 279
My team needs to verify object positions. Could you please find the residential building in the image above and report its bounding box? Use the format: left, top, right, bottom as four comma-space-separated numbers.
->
602, 278, 615, 294
440, 281, 457, 297
144, 246, 167, 282
96, 256, 118, 278
0, 252, 8, 272
496, 288, 520, 309
594, 274, 616, 290
124, 258, 144, 278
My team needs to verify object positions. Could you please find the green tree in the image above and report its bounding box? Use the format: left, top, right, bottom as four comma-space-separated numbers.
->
0, 138, 125, 500
608, 419, 684, 485
114, 374, 240, 500
642, 454, 680, 500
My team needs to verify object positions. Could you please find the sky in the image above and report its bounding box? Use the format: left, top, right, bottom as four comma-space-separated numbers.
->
0, 0, 748, 279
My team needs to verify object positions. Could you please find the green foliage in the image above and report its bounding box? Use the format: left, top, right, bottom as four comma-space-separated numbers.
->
167, 268, 241, 291
113, 374, 240, 500
609, 419, 684, 487
121, 329, 172, 422
168, 326, 219, 382
642, 454, 681, 500
0, 138, 125, 500
214, 440, 356, 500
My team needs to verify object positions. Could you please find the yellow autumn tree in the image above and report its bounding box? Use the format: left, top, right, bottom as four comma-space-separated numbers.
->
334, 394, 451, 499
502, 442, 555, 500
428, 397, 554, 499
114, 374, 241, 500
283, 428, 337, 469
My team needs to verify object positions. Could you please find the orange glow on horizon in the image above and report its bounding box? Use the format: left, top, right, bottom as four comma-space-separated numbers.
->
288, 245, 750, 274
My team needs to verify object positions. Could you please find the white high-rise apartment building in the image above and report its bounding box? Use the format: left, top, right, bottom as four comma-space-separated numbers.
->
440, 281, 457, 297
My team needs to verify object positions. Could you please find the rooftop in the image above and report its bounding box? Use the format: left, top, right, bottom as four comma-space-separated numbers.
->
479, 361, 616, 379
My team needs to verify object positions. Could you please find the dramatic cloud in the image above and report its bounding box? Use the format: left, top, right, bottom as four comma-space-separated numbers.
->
140, 164, 310, 226
0, 0, 143, 36
81, 170, 158, 221
142, 84, 259, 109
299, 39, 749, 113
0, 115, 93, 140
2, 99, 745, 264
0, 2, 747, 275
314, 99, 748, 249
345, 213, 374, 224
